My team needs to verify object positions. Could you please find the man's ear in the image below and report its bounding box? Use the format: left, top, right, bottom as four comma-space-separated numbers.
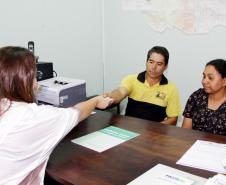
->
164, 64, 168, 70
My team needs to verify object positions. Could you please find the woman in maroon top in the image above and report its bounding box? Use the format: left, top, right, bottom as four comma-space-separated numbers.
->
182, 59, 226, 136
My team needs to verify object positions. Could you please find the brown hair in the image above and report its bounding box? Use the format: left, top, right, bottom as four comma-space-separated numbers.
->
0, 46, 36, 108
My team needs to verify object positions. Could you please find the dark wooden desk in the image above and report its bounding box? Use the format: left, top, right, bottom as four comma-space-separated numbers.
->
46, 111, 226, 185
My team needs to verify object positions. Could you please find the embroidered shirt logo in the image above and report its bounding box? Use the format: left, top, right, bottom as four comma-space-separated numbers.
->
155, 91, 166, 100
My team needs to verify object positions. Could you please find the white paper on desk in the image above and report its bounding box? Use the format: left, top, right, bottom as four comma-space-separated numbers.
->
127, 164, 207, 185
205, 174, 226, 185
177, 140, 226, 173
71, 126, 139, 152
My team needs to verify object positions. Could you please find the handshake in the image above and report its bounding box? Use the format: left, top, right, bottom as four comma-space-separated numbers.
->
95, 94, 114, 109
96, 87, 127, 110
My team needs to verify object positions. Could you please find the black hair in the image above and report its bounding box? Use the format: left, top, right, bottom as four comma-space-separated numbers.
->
206, 59, 226, 78
146, 46, 169, 65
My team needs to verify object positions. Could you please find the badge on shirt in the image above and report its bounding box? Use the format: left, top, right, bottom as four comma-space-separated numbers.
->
155, 91, 166, 100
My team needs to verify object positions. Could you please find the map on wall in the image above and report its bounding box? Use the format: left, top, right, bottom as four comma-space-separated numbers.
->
122, 0, 226, 34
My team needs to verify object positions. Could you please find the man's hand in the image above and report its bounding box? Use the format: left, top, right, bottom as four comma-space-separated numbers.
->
96, 95, 114, 109
103, 87, 129, 105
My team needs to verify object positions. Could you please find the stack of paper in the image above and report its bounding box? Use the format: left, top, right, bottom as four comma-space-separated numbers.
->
177, 140, 226, 173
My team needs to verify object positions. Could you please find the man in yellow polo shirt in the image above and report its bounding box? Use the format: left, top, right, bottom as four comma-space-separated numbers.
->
104, 46, 181, 125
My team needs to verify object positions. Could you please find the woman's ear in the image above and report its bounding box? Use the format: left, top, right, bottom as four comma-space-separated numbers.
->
223, 77, 226, 87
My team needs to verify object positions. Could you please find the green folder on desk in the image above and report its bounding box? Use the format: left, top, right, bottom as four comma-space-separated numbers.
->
71, 126, 140, 152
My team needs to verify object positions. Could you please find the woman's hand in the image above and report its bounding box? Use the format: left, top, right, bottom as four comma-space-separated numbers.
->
96, 95, 113, 109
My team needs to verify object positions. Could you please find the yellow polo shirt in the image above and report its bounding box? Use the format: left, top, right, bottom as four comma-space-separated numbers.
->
121, 71, 181, 122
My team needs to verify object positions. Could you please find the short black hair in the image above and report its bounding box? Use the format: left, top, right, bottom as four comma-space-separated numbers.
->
146, 46, 169, 65
206, 59, 226, 78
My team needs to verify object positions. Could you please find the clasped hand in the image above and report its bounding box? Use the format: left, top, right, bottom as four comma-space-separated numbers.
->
96, 95, 114, 109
